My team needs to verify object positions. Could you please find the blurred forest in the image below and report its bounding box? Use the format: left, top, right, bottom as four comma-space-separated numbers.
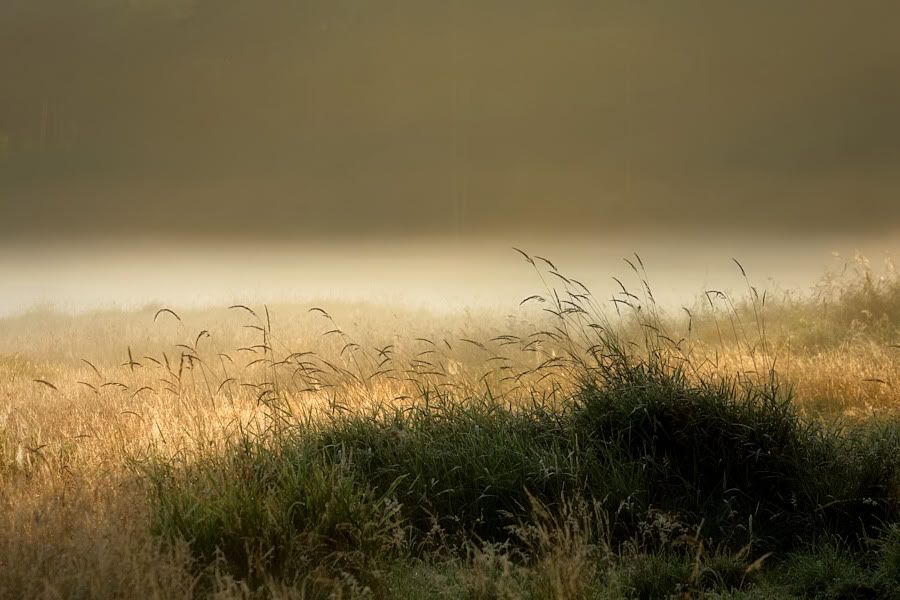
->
2, 1, 899, 240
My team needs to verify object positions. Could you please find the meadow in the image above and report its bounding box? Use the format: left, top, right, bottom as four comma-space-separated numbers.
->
2, 252, 900, 599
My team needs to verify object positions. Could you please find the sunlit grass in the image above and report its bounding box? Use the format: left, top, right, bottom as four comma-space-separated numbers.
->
1, 252, 899, 598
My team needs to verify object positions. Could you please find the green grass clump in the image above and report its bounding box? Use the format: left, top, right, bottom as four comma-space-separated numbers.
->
778, 542, 882, 599
143, 400, 626, 580
313, 396, 643, 545
141, 338, 900, 593
143, 435, 407, 586
575, 358, 900, 550
575, 357, 816, 549
617, 552, 694, 599
143, 362, 900, 588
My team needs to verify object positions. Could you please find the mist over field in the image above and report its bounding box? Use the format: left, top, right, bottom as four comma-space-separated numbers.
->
2, 233, 900, 316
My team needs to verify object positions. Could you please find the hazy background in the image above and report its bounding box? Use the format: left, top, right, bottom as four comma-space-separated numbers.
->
1, 0, 899, 313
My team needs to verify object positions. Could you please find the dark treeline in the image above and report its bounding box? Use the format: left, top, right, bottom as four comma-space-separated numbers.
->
2, 1, 900, 241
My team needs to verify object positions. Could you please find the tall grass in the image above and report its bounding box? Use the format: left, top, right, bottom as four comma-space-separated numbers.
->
130, 251, 900, 597
2, 251, 900, 597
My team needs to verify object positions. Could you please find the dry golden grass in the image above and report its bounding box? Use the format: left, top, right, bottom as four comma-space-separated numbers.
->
673, 338, 900, 419
0, 303, 567, 598
1, 260, 899, 598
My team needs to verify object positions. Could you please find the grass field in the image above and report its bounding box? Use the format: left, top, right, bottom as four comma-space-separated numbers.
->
2, 252, 900, 599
